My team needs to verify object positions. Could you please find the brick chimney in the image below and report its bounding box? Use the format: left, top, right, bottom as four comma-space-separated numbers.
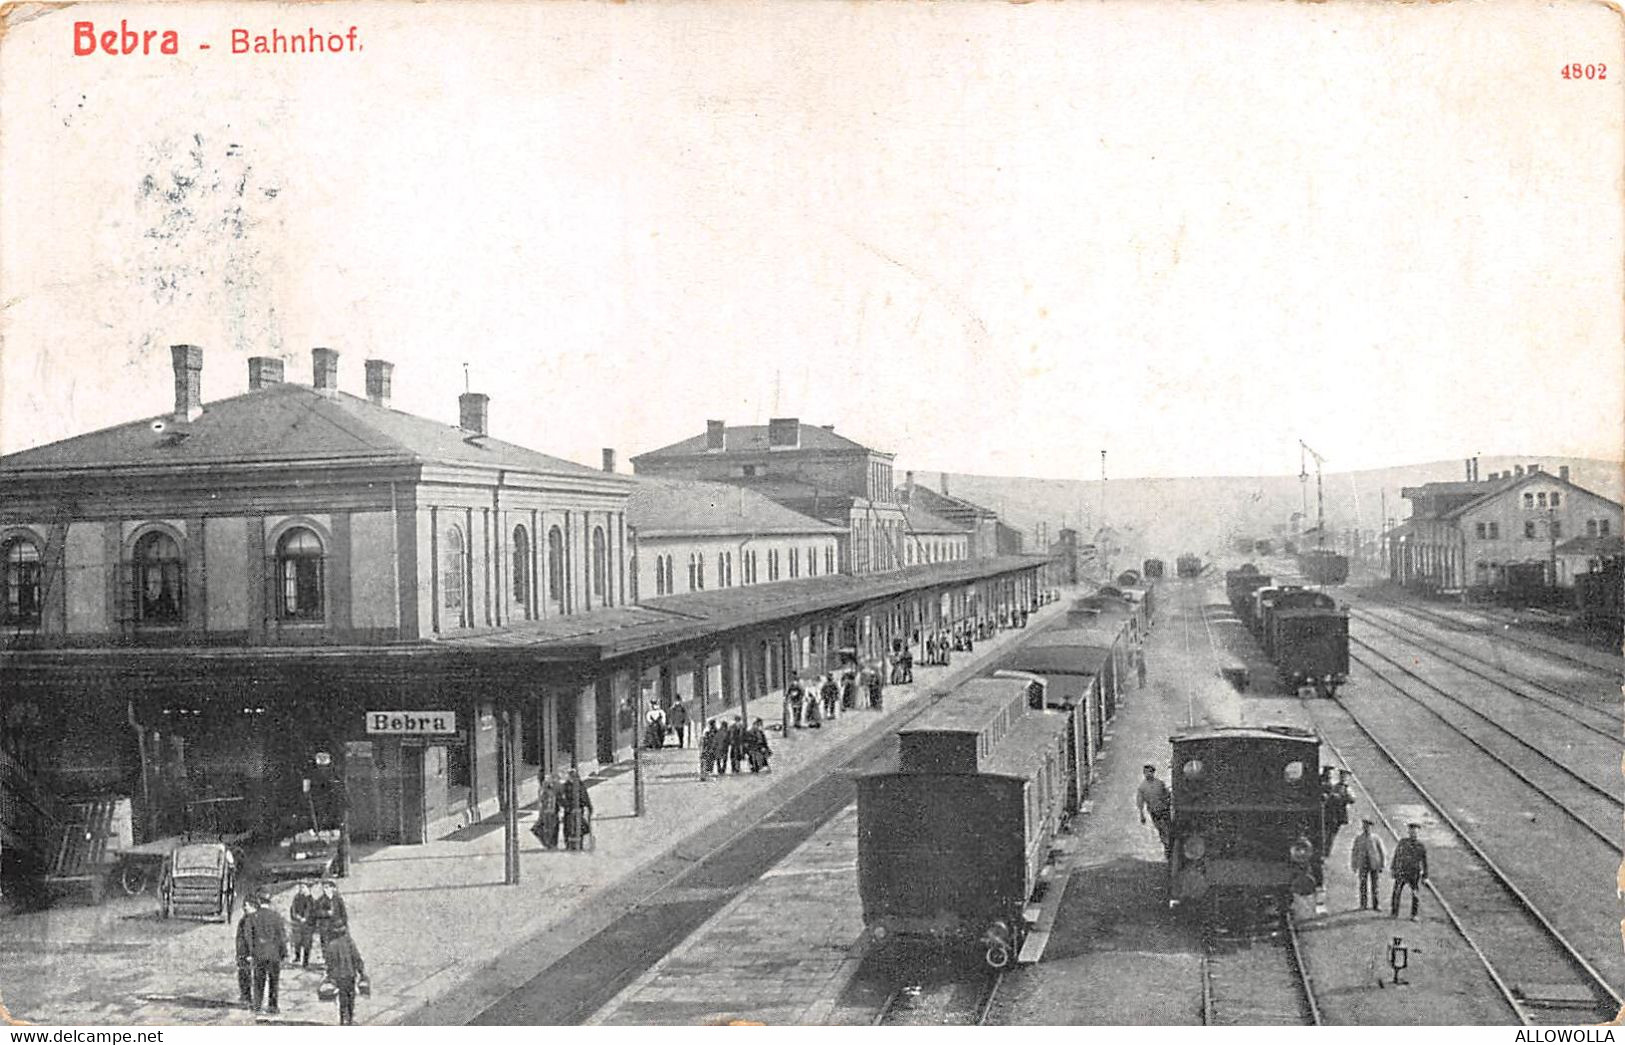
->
1560, 465, 1571, 482
170, 344, 203, 422
940, 473, 950, 497
364, 359, 394, 406
1528, 462, 1541, 474
459, 392, 489, 436
602, 448, 616, 473
706, 420, 726, 451
1514, 465, 1524, 477
312, 347, 340, 393
905, 470, 915, 504
247, 356, 284, 391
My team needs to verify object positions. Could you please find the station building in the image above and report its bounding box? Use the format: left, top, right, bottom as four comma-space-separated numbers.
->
898, 472, 1000, 560
1, 351, 1049, 874
1388, 463, 1623, 592
629, 418, 968, 575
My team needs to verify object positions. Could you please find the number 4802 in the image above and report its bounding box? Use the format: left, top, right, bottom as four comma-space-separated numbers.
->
1562, 63, 1607, 79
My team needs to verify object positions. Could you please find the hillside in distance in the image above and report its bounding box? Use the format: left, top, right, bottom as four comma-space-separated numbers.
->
928, 456, 1623, 562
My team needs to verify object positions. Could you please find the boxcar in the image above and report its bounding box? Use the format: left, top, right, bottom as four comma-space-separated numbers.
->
1300, 548, 1350, 585
858, 677, 1076, 967
1143, 558, 1166, 580
1225, 567, 1272, 621
1259, 589, 1336, 661
1167, 726, 1323, 910
1176, 553, 1203, 578
1273, 607, 1349, 696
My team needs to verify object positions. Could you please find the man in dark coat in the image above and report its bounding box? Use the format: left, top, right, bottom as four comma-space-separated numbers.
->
668, 697, 690, 748
247, 889, 288, 1015
786, 677, 805, 728
1390, 823, 1429, 919
322, 926, 367, 1025
744, 718, 771, 772
559, 767, 592, 850
1323, 770, 1354, 857
727, 716, 745, 774
313, 880, 349, 965
820, 675, 840, 720
235, 895, 258, 1005
289, 880, 316, 967
840, 672, 857, 711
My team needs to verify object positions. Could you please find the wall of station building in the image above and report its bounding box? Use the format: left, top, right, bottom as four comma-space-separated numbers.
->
0, 487, 629, 647
631, 531, 842, 598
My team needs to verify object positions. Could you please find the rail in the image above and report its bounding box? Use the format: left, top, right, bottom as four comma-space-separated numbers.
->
1348, 640, 1622, 854
1354, 590, 1620, 680
1349, 606, 1618, 739
873, 970, 1004, 1026
1309, 692, 1622, 1023
1199, 905, 1320, 1025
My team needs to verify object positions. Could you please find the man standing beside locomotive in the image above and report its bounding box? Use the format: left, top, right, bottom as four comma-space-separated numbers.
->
1390, 823, 1429, 919
1349, 819, 1385, 912
1135, 764, 1173, 859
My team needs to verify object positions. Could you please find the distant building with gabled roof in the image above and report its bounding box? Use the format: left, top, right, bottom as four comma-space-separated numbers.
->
630, 417, 970, 574
625, 476, 842, 597
1390, 461, 1622, 591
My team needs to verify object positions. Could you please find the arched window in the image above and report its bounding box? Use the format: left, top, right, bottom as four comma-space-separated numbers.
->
513, 526, 530, 606
1, 536, 42, 626
1523, 492, 1535, 509
688, 553, 698, 591
592, 527, 607, 598
442, 526, 466, 620
696, 552, 706, 590
547, 527, 565, 602
276, 527, 325, 621
1537, 492, 1548, 508
1551, 492, 1561, 508
133, 530, 184, 624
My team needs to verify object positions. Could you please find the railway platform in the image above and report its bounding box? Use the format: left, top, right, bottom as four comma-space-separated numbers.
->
0, 591, 1078, 1027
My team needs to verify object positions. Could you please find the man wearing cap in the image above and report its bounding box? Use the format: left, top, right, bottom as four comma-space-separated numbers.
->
1349, 819, 1385, 911
234, 894, 258, 1006
246, 889, 288, 1015
1135, 764, 1172, 858
313, 879, 349, 966
1390, 823, 1429, 919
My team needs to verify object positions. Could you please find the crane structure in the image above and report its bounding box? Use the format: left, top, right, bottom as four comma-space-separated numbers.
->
1299, 439, 1327, 548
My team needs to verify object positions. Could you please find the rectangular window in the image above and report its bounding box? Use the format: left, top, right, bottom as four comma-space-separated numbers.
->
1488, 522, 1499, 539
1551, 492, 1561, 507
1551, 520, 1562, 539
1524, 521, 1537, 539
1475, 522, 1486, 539
1602, 520, 1613, 537
1537, 492, 1548, 508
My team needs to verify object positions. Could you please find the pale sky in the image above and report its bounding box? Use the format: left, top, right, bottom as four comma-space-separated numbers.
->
3, 0, 1621, 480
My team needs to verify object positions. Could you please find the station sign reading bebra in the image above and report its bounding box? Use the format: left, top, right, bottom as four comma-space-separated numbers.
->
366, 710, 458, 735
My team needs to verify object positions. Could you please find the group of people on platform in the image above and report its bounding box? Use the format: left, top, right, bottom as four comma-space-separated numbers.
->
699, 716, 773, 776
532, 766, 595, 851
785, 665, 884, 728
234, 878, 366, 1025
1327, 765, 1429, 919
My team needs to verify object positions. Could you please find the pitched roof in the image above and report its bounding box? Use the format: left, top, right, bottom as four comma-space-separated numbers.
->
0, 382, 613, 480
627, 477, 843, 537
1442, 469, 1623, 519
907, 484, 996, 520
633, 423, 873, 459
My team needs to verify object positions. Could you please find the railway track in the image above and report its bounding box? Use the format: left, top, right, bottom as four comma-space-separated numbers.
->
1353, 592, 1620, 682
1349, 605, 1620, 734
1199, 905, 1321, 1025
873, 970, 1003, 1026
1304, 691, 1623, 1025
1346, 637, 1623, 854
